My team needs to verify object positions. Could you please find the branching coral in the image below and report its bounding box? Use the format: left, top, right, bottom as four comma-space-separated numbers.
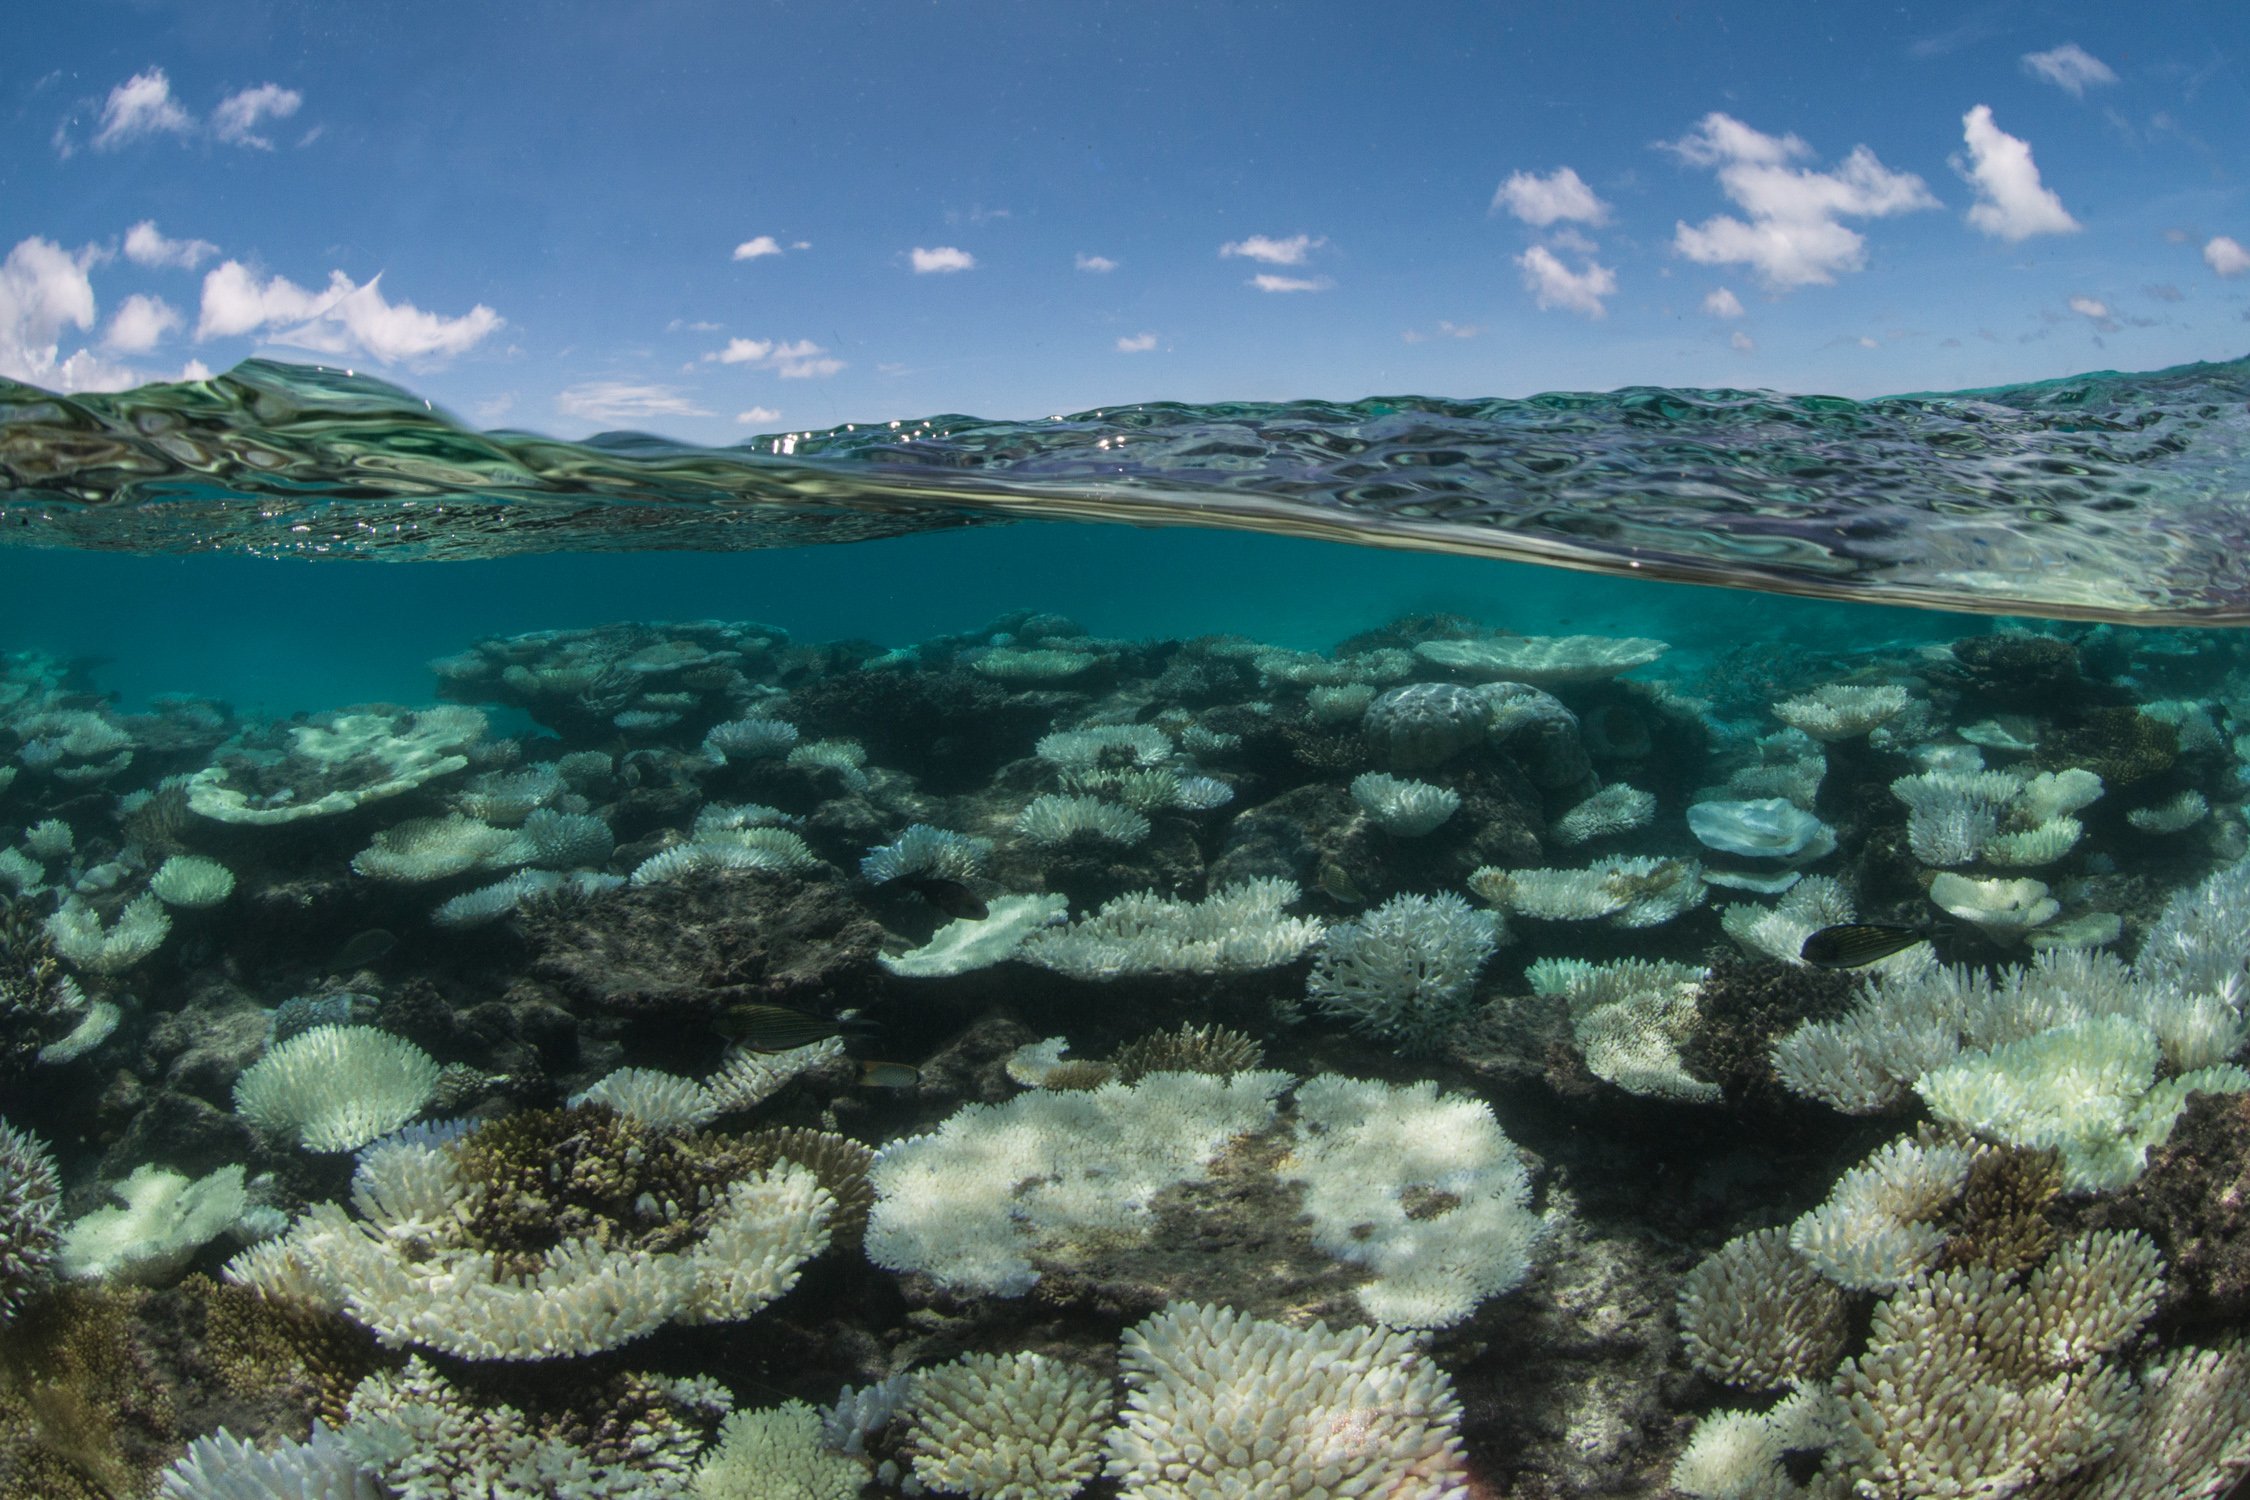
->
1019, 880, 1320, 980
1304, 892, 1498, 1054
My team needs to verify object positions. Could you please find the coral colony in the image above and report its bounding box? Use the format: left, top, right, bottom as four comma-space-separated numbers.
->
4, 612, 2250, 1498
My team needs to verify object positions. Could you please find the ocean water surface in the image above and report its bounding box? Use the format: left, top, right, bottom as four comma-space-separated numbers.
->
1, 357, 2249, 1498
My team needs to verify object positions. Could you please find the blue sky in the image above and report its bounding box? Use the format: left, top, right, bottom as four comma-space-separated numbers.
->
2, 1, 2245, 444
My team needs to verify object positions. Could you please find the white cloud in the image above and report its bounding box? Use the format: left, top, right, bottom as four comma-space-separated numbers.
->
910, 246, 975, 274
1959, 105, 2079, 242
556, 382, 713, 424
1249, 273, 1330, 293
735, 406, 781, 425
2023, 43, 2118, 97
1516, 245, 1616, 317
2206, 236, 2250, 276
0, 236, 102, 388
1730, 330, 1755, 352
1220, 234, 1322, 266
1664, 112, 1938, 289
2069, 294, 2119, 331
707, 337, 774, 364
1116, 332, 1157, 352
212, 83, 302, 149
180, 358, 213, 381
1857, 336, 1879, 349
769, 339, 842, 378
1492, 167, 1609, 226
731, 236, 782, 261
105, 293, 181, 353
197, 261, 503, 363
1076, 253, 1117, 273
702, 335, 841, 378
1401, 320, 1482, 343
92, 68, 193, 150
124, 220, 218, 270
1703, 287, 1745, 318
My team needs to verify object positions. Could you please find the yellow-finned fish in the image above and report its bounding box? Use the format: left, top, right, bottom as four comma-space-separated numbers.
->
857, 1060, 920, 1089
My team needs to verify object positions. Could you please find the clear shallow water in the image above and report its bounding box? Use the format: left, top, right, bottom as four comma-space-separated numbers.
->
4, 359, 2250, 1499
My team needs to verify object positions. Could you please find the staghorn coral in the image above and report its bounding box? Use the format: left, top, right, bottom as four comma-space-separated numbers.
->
900, 1350, 1112, 1500
1104, 1301, 1469, 1499
1677, 1228, 1849, 1391
1018, 880, 1320, 980
1110, 1022, 1265, 1083
0, 1121, 58, 1325
1305, 892, 1499, 1055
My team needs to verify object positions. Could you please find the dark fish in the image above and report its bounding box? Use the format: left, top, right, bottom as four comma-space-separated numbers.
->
715, 1002, 847, 1051
857, 1060, 920, 1089
898, 875, 988, 921
329, 928, 396, 970
1316, 859, 1364, 905
1800, 922, 1937, 969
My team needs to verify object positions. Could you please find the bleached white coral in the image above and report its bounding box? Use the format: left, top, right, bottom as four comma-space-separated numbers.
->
45, 892, 170, 973
1528, 956, 1720, 1102
1035, 724, 1171, 769
1788, 1136, 1972, 1292
1349, 771, 1460, 836
149, 853, 236, 908
881, 893, 1069, 979
233, 1025, 443, 1153
352, 814, 528, 882
58, 1162, 250, 1284
1471, 856, 1704, 930
1687, 798, 1833, 861
1550, 782, 1656, 844
1774, 683, 1910, 741
1014, 793, 1150, 848
1915, 1013, 2249, 1191
1281, 1075, 1540, 1328
1678, 1228, 1849, 1391
156, 1421, 379, 1500
1927, 872, 2059, 942
1020, 880, 1322, 980
2130, 789, 2210, 834
860, 823, 991, 885
569, 1067, 719, 1131
1305, 892, 1498, 1054
1983, 816, 2083, 866
900, 1350, 1112, 1500
1719, 873, 1860, 966
696, 1398, 866, 1500
1103, 1301, 1469, 1499
864, 1070, 1291, 1297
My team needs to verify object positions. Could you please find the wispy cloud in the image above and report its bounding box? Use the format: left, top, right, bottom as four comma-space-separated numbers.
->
123, 220, 217, 270
2022, 43, 2118, 97
1401, 320, 1480, 344
212, 83, 302, 149
701, 336, 843, 378
104, 293, 181, 353
909, 246, 975, 274
1663, 112, 1937, 289
1491, 167, 1609, 226
732, 236, 783, 261
1220, 234, 1323, 266
2207, 236, 2250, 276
556, 382, 714, 424
92, 68, 193, 150
1730, 330, 1755, 352
1115, 332, 1157, 353
1516, 244, 1616, 317
1075, 253, 1117, 273
197, 261, 503, 363
1249, 273, 1330, 293
735, 406, 781, 424
1958, 106, 2078, 242
1702, 287, 1745, 318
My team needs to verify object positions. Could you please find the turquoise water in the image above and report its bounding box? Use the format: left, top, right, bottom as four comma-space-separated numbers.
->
2, 358, 2250, 1498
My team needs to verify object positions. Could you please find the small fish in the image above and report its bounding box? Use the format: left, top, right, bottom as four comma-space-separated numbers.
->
1316, 859, 1364, 905
715, 1002, 848, 1051
857, 1060, 921, 1089
329, 928, 396, 970
1800, 922, 1938, 969
897, 875, 988, 921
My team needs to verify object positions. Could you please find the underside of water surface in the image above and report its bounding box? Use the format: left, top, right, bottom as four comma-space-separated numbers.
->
3, 361, 2250, 1499
5, 352, 2250, 620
